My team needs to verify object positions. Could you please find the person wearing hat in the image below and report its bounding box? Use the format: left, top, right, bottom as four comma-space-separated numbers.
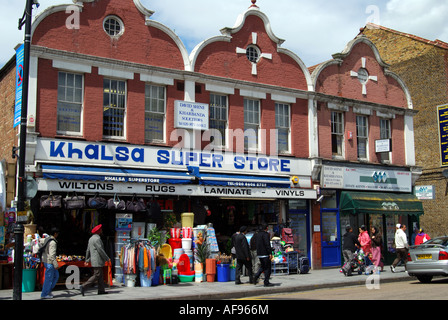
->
391, 224, 408, 273
80, 224, 110, 296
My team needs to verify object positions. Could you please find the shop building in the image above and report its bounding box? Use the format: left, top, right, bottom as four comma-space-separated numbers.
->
360, 23, 448, 238
0, 0, 423, 278
310, 35, 423, 267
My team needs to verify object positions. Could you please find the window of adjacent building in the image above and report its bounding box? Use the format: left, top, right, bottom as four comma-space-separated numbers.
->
356, 115, 368, 160
244, 98, 260, 151
209, 93, 228, 147
275, 102, 291, 154
103, 16, 124, 38
145, 84, 165, 143
380, 118, 391, 162
57, 71, 83, 134
331, 111, 344, 157
103, 78, 126, 138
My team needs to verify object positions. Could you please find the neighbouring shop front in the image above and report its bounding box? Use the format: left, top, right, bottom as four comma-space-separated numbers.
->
319, 164, 424, 267
0, 137, 317, 290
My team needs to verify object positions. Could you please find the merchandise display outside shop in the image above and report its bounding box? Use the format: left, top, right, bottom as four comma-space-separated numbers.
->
0, 192, 310, 291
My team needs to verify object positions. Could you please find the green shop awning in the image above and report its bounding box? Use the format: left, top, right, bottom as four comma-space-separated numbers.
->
339, 191, 424, 216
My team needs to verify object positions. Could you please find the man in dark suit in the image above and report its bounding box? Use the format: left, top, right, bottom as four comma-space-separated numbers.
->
253, 224, 274, 287
234, 226, 253, 284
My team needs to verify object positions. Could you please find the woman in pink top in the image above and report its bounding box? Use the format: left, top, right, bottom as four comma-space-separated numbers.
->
358, 225, 372, 255
415, 228, 431, 245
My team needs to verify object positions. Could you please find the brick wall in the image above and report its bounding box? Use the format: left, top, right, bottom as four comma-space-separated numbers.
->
0, 58, 18, 207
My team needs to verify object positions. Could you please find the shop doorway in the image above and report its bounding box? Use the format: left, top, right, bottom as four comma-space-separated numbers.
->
288, 200, 310, 259
321, 210, 341, 267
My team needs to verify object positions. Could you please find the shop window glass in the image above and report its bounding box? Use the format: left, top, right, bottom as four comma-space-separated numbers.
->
244, 98, 260, 151
57, 72, 83, 134
356, 115, 368, 160
275, 102, 290, 154
210, 93, 228, 147
380, 118, 391, 162
103, 78, 126, 138
145, 84, 165, 142
331, 111, 344, 157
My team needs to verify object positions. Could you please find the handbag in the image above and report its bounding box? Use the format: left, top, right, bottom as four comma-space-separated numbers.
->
107, 194, 126, 211
126, 194, 146, 212
40, 193, 62, 209
88, 193, 107, 209
63, 192, 86, 209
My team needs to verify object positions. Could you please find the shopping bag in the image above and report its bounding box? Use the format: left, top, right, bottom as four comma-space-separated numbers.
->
126, 194, 146, 212
40, 193, 62, 209
63, 192, 86, 209
107, 194, 126, 210
88, 193, 107, 209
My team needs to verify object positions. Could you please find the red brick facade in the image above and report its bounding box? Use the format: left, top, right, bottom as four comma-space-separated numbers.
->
0, 0, 420, 270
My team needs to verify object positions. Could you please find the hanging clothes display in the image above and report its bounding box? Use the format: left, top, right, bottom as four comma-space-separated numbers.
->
120, 240, 155, 279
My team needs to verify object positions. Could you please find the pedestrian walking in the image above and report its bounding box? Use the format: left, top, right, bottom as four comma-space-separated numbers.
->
358, 225, 371, 255
249, 226, 260, 276
253, 224, 274, 287
79, 224, 110, 296
341, 226, 360, 276
370, 226, 384, 271
415, 228, 431, 246
391, 224, 408, 273
233, 226, 254, 284
41, 227, 60, 299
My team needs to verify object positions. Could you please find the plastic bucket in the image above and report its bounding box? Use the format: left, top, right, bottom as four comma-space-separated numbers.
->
125, 274, 137, 287
170, 228, 181, 238
22, 269, 37, 293
182, 227, 193, 239
151, 267, 161, 286
181, 213, 194, 228
169, 238, 182, 250
217, 264, 230, 282
140, 272, 152, 287
229, 267, 236, 281
206, 259, 216, 275
206, 274, 215, 282
182, 238, 192, 250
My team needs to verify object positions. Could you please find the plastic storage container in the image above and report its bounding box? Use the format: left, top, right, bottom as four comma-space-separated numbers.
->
22, 269, 37, 292
181, 213, 194, 228
217, 264, 230, 282
182, 238, 192, 250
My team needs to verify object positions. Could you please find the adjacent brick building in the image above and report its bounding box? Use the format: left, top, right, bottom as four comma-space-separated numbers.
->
361, 23, 448, 237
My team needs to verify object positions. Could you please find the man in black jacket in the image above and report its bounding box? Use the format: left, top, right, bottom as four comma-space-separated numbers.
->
342, 225, 361, 276
234, 226, 253, 284
253, 224, 274, 287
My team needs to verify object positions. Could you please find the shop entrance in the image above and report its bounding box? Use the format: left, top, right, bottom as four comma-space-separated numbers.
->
321, 210, 341, 267
288, 200, 310, 259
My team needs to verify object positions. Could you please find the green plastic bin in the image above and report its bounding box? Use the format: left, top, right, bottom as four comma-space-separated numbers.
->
22, 269, 37, 293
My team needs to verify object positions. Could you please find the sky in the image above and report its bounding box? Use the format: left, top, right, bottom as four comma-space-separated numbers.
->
1, 0, 448, 69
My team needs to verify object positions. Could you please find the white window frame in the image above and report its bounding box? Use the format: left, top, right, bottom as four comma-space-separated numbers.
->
380, 118, 392, 163
209, 93, 228, 149
275, 102, 291, 154
56, 71, 84, 136
103, 15, 125, 38
144, 84, 166, 143
103, 78, 127, 140
331, 111, 344, 158
244, 98, 260, 151
356, 115, 369, 161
